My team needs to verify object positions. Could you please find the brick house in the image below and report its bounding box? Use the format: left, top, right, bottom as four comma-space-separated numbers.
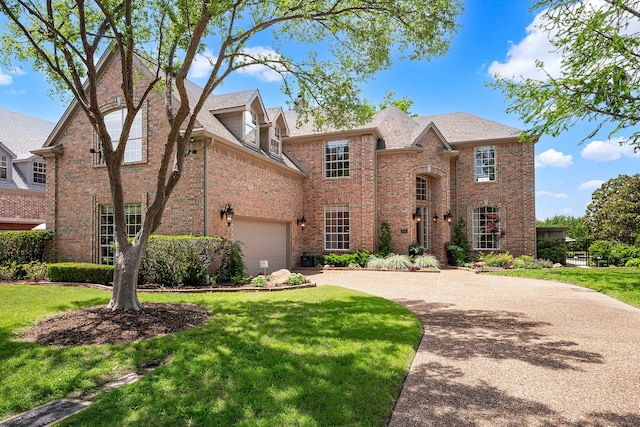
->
34, 50, 535, 274
0, 108, 53, 231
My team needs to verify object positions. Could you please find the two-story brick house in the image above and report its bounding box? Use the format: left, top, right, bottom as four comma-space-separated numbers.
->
0, 108, 54, 231
34, 50, 535, 274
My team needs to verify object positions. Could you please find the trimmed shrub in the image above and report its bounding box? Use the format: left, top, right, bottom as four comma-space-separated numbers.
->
482, 252, 515, 268
217, 240, 247, 284
48, 262, 114, 285
377, 221, 393, 256
287, 273, 309, 285
139, 235, 224, 287
316, 250, 371, 267
537, 238, 567, 265
409, 243, 425, 257
625, 258, 640, 268
0, 231, 53, 265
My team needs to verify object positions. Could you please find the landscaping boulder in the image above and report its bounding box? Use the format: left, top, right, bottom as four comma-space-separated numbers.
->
270, 269, 292, 285
552, 263, 564, 268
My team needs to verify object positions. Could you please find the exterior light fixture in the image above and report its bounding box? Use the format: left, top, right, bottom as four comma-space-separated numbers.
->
432, 214, 438, 222
297, 216, 307, 229
445, 211, 453, 224
412, 208, 421, 222
220, 203, 234, 226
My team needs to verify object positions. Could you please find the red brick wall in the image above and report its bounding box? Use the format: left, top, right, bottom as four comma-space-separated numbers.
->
451, 141, 536, 258
48, 53, 305, 264
284, 134, 377, 256
0, 190, 45, 229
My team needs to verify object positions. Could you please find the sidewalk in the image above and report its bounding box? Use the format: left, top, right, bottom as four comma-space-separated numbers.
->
305, 268, 640, 426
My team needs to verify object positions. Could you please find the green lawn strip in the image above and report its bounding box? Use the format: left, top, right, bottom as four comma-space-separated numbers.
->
0, 285, 422, 426
488, 268, 640, 308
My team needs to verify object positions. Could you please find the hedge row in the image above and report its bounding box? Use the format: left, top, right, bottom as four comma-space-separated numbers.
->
0, 231, 53, 265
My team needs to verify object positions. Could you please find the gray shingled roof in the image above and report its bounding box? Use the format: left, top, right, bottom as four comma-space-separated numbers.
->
0, 108, 55, 159
284, 108, 522, 148
415, 112, 521, 144
0, 108, 54, 191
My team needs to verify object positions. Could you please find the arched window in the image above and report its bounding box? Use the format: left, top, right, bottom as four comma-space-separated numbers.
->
105, 108, 142, 163
473, 206, 501, 250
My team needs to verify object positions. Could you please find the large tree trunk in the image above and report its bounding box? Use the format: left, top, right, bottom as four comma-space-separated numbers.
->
107, 243, 144, 311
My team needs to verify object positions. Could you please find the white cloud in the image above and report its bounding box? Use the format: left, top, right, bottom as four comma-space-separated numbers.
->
0, 69, 12, 85
559, 208, 575, 216
189, 49, 216, 79
536, 190, 569, 199
188, 46, 283, 83
578, 179, 604, 190
580, 137, 640, 161
488, 11, 562, 81
535, 148, 573, 168
236, 46, 283, 83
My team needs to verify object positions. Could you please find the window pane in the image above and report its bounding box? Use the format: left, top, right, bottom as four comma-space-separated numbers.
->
0, 155, 7, 179
324, 204, 350, 250
325, 139, 350, 178
33, 162, 46, 184
473, 206, 500, 250
475, 146, 496, 182
244, 111, 257, 145
105, 109, 143, 163
99, 203, 142, 264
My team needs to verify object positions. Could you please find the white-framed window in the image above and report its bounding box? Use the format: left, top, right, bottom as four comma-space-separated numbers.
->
33, 161, 46, 184
415, 207, 430, 249
0, 155, 7, 180
324, 204, 350, 251
473, 206, 501, 250
105, 108, 142, 163
475, 145, 496, 182
244, 110, 258, 146
99, 203, 142, 264
416, 176, 428, 201
270, 126, 281, 156
325, 139, 349, 178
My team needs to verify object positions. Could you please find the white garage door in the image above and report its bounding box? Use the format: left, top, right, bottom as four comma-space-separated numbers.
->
233, 218, 289, 275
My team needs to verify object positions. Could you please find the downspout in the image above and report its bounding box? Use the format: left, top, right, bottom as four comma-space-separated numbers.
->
203, 138, 210, 236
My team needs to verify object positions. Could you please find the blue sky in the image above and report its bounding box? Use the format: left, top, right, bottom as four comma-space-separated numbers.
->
1, 0, 638, 220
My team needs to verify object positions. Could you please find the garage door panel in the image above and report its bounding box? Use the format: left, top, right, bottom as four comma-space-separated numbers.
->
233, 219, 288, 275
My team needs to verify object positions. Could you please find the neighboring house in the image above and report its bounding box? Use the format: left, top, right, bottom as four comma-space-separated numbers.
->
0, 108, 54, 231
34, 50, 535, 273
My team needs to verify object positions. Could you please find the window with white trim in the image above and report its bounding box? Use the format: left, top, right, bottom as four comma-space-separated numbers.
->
475, 145, 496, 182
33, 161, 46, 184
99, 203, 142, 264
473, 206, 501, 250
244, 110, 258, 146
416, 176, 428, 201
105, 108, 142, 163
324, 204, 350, 251
0, 155, 7, 180
270, 126, 281, 156
325, 139, 349, 178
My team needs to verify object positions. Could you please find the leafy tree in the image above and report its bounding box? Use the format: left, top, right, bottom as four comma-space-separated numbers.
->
0, 0, 461, 311
491, 0, 640, 147
536, 215, 591, 251
584, 174, 640, 244
377, 90, 417, 116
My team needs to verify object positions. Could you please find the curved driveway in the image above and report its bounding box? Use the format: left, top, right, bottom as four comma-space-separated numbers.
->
303, 268, 640, 427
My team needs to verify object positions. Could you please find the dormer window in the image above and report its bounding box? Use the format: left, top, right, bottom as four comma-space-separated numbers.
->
244, 110, 258, 146
0, 155, 7, 180
270, 126, 281, 156
33, 161, 46, 184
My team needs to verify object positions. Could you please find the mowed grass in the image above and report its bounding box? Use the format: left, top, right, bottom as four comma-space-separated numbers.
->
489, 268, 640, 308
0, 284, 422, 426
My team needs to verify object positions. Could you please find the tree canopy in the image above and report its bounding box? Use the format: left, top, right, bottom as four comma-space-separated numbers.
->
584, 174, 640, 244
0, 0, 462, 310
491, 0, 640, 147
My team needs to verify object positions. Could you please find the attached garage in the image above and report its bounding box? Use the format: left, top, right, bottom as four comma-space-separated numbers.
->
233, 218, 290, 275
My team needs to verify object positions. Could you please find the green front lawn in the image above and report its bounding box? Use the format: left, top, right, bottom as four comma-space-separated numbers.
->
0, 285, 422, 426
489, 268, 640, 308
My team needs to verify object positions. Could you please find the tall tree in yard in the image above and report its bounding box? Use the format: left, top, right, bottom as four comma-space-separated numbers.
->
0, 0, 461, 311
584, 174, 640, 244
491, 0, 640, 148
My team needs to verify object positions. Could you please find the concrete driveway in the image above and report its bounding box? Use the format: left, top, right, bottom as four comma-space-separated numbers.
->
303, 268, 640, 426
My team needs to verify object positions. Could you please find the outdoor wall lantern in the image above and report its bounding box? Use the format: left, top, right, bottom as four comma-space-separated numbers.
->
297, 216, 307, 230
220, 203, 234, 226
445, 211, 453, 225
432, 214, 438, 222
412, 208, 421, 222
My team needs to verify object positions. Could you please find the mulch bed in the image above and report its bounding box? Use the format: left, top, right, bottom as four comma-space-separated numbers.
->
20, 303, 211, 346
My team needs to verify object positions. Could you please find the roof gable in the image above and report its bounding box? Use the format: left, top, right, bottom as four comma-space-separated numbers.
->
0, 108, 55, 158
415, 112, 521, 144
